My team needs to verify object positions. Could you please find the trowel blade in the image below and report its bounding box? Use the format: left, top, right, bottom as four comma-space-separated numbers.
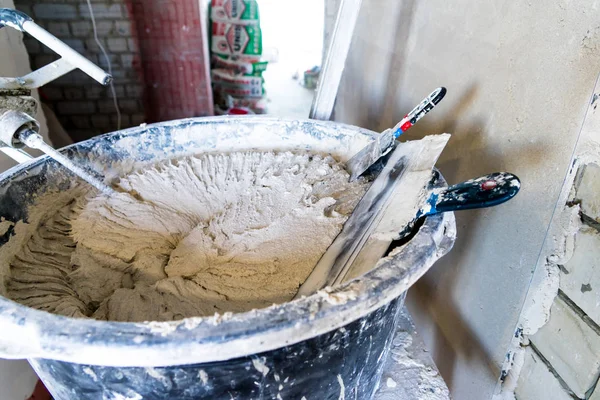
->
346, 129, 395, 182
295, 134, 451, 298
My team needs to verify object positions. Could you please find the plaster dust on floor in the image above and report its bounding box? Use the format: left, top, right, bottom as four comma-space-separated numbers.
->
1, 150, 369, 322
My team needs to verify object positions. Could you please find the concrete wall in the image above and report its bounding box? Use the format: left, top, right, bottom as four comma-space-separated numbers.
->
512, 74, 600, 400
326, 0, 600, 398
323, 0, 340, 62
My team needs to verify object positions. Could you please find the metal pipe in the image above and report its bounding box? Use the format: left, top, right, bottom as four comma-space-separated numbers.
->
19, 130, 116, 195
22, 21, 111, 86
0, 147, 31, 163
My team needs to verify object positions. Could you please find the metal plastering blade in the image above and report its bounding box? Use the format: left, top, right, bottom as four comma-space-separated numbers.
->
295, 134, 451, 298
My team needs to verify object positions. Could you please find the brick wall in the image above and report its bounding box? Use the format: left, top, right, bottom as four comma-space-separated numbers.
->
514, 162, 600, 399
14, 0, 145, 142
13, 0, 213, 143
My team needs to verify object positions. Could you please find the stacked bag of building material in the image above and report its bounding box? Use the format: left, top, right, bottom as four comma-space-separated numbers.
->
209, 0, 268, 115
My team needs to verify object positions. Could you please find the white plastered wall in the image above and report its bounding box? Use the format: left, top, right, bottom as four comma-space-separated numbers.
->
325, 0, 600, 398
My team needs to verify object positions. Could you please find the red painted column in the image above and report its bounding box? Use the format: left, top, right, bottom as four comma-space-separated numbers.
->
125, 0, 214, 122
27, 380, 51, 400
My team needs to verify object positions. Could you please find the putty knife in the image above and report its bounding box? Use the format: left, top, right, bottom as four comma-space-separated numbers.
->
338, 172, 521, 284
295, 134, 451, 298
346, 87, 446, 182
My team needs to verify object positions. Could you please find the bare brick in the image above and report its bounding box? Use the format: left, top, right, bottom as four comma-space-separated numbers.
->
91, 115, 111, 129
94, 21, 115, 36
85, 86, 104, 100
46, 22, 70, 38
23, 38, 41, 54
127, 38, 138, 52
515, 347, 572, 400
58, 116, 70, 129
119, 99, 139, 113
125, 69, 140, 80
41, 44, 58, 54
72, 20, 113, 37
70, 116, 91, 129
98, 100, 117, 114
56, 101, 96, 115
115, 21, 132, 36
79, 4, 123, 19
107, 38, 128, 53
34, 55, 58, 70
39, 87, 63, 101
97, 54, 119, 69
70, 21, 92, 37
126, 84, 144, 98
63, 88, 84, 100
111, 114, 130, 127
33, 4, 77, 20
109, 70, 127, 82
531, 296, 600, 397
120, 54, 135, 69
55, 70, 94, 85
114, 85, 127, 98
16, 5, 33, 18
103, 85, 126, 98
85, 38, 106, 53
62, 39, 85, 54
69, 130, 96, 143
561, 226, 600, 326
575, 163, 600, 222
131, 113, 145, 126
85, 54, 99, 65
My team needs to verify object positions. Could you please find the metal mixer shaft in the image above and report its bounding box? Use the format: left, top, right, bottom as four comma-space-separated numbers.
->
0, 8, 117, 195
0, 110, 116, 195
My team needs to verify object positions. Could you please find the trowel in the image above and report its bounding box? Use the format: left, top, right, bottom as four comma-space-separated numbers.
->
296, 134, 451, 297
346, 87, 446, 181
337, 171, 520, 285
295, 134, 521, 297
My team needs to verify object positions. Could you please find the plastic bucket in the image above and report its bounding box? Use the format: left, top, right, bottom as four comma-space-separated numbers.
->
0, 117, 455, 399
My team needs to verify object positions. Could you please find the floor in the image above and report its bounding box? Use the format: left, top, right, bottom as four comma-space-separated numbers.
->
374, 308, 450, 400
259, 0, 323, 119
263, 61, 316, 119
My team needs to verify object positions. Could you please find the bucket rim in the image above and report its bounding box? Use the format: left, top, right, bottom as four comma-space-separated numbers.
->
0, 116, 456, 366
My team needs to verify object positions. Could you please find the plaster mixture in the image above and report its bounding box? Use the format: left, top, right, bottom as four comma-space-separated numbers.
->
3, 150, 367, 322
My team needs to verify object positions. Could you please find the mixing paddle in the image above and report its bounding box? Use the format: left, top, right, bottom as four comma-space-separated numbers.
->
0, 110, 118, 196
18, 129, 117, 196
0, 8, 118, 196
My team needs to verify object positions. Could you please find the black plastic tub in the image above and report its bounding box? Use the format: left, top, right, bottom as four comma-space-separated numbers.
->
0, 117, 455, 399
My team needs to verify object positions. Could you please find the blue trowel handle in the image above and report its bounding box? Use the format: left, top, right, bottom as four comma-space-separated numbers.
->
424, 172, 521, 216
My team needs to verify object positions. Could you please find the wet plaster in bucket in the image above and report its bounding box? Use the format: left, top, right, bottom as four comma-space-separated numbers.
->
2, 150, 368, 322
